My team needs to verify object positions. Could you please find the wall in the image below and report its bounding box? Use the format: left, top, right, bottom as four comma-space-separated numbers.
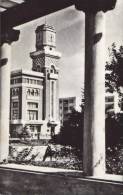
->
0, 167, 123, 195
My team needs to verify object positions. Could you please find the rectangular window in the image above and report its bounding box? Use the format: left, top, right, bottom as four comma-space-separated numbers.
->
69, 98, 75, 103
51, 81, 54, 118
13, 102, 19, 108
30, 79, 33, 84
17, 78, 22, 83
12, 109, 19, 120
27, 110, 38, 120
37, 80, 42, 85
106, 103, 114, 110
11, 79, 14, 84
27, 102, 38, 109
27, 78, 29, 83
105, 96, 114, 102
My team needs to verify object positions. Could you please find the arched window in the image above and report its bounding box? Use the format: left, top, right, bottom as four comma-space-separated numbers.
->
50, 65, 56, 73
35, 89, 39, 96
27, 89, 31, 96
31, 89, 34, 96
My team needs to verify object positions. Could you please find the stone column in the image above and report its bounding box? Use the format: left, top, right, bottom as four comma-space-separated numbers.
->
0, 29, 20, 162
75, 0, 117, 176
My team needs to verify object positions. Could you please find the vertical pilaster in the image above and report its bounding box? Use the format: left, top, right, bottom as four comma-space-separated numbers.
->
21, 86, 27, 122
0, 29, 20, 162
0, 43, 11, 161
83, 11, 105, 176
75, 0, 117, 176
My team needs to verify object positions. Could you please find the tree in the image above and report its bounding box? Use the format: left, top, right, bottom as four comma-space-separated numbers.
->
54, 109, 84, 153
105, 43, 123, 93
105, 43, 123, 110
105, 43, 123, 146
106, 116, 123, 147
19, 125, 32, 141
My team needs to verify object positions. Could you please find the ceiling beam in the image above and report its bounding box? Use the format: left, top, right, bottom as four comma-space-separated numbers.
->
0, 7, 6, 12
1, 0, 75, 32
10, 0, 24, 4
0, 0, 17, 8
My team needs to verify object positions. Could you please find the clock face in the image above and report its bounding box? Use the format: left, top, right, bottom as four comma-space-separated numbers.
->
48, 33, 54, 43
36, 31, 56, 48
47, 32, 55, 46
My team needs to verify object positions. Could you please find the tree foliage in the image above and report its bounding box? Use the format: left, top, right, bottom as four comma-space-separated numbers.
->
106, 115, 123, 147
105, 43, 123, 94
53, 109, 84, 153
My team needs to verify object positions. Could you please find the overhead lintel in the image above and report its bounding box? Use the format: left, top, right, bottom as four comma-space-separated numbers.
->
1, 0, 74, 32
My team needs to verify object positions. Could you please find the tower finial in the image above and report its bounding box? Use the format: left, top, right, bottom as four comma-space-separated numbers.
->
45, 16, 47, 25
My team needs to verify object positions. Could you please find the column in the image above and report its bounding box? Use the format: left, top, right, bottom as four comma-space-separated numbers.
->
0, 29, 20, 162
75, 0, 117, 176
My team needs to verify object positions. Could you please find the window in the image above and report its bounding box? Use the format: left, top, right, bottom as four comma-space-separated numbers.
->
17, 78, 22, 83
12, 109, 19, 120
27, 88, 40, 97
51, 81, 54, 118
27, 89, 31, 96
27, 110, 38, 120
30, 79, 33, 84
30, 126, 35, 132
11, 79, 14, 84
59, 100, 62, 103
27, 102, 38, 109
37, 80, 42, 85
105, 96, 114, 102
69, 98, 75, 103
63, 100, 68, 105
69, 106, 74, 111
27, 102, 38, 120
34, 80, 36, 84
31, 89, 34, 96
13, 102, 19, 108
64, 108, 68, 113
35, 89, 39, 96
11, 88, 19, 96
106, 103, 114, 111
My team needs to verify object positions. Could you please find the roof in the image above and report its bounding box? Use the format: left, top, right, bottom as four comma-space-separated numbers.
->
0, 0, 24, 11
1, 0, 74, 32
35, 24, 55, 33
11, 69, 44, 78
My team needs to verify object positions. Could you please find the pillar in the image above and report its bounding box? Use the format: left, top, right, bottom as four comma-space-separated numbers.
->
0, 29, 20, 162
75, 0, 117, 176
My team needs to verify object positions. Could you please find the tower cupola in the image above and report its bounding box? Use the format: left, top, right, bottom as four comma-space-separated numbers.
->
35, 24, 56, 50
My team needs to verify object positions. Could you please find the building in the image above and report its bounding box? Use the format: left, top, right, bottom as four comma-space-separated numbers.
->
10, 24, 61, 140
59, 97, 78, 126
105, 70, 123, 116
105, 92, 123, 117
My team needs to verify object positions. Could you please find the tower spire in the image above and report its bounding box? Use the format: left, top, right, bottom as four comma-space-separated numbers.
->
44, 16, 47, 25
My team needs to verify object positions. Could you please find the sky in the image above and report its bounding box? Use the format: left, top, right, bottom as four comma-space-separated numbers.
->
11, 0, 123, 100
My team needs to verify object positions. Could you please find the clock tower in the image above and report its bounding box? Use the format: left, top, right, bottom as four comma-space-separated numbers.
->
30, 24, 61, 137
36, 24, 56, 50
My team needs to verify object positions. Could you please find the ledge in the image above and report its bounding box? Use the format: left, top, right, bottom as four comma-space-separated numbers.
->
0, 164, 123, 195
0, 164, 123, 182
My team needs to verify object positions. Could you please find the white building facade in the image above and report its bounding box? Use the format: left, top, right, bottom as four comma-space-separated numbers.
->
10, 24, 61, 140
